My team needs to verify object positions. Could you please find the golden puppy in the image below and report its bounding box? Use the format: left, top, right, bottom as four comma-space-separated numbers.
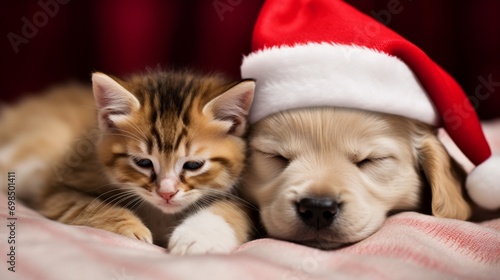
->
242, 107, 471, 249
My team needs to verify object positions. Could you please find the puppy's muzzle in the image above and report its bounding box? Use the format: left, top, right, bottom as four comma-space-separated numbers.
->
296, 197, 338, 229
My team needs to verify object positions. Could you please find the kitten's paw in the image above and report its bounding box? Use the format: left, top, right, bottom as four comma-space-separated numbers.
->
168, 209, 239, 255
91, 210, 153, 244
118, 223, 153, 244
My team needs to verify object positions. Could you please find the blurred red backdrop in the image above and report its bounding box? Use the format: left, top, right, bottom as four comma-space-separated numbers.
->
1, 0, 499, 119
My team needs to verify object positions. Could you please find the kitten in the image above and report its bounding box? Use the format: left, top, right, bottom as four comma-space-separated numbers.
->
0, 69, 255, 254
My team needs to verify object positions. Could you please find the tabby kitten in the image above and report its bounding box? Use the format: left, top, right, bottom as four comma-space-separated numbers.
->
0, 70, 255, 254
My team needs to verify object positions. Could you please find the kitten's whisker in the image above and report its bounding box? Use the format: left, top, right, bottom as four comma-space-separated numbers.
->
113, 130, 145, 143
96, 192, 139, 218
87, 181, 137, 192
102, 117, 148, 144
84, 189, 138, 218
122, 195, 143, 212
197, 188, 258, 210
72, 189, 125, 219
125, 120, 148, 140
134, 199, 149, 214
86, 193, 131, 217
102, 132, 143, 143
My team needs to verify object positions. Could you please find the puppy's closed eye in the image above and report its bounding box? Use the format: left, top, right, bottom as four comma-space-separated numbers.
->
257, 150, 290, 167
355, 156, 391, 169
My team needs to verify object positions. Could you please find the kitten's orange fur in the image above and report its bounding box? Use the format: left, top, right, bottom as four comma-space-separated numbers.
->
0, 70, 255, 254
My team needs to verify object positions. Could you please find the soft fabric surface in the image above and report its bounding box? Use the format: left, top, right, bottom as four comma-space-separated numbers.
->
1, 120, 500, 280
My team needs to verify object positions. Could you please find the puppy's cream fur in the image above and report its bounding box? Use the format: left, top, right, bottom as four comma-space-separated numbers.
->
242, 108, 470, 249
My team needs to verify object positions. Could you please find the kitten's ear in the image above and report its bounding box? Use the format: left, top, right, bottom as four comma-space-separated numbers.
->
92, 72, 140, 130
203, 79, 255, 137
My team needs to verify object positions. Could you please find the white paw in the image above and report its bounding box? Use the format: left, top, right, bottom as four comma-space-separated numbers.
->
168, 209, 239, 255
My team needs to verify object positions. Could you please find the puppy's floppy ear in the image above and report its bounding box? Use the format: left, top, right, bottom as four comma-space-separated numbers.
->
417, 133, 471, 220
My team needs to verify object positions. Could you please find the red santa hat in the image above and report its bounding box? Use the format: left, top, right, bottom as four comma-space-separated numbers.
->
241, 0, 500, 210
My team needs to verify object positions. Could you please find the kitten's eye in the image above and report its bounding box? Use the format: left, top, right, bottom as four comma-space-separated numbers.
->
183, 161, 204, 171
133, 158, 153, 168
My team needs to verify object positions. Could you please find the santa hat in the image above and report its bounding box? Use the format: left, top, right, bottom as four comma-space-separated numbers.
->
241, 0, 500, 210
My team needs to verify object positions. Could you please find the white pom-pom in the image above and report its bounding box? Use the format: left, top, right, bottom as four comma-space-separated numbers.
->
466, 155, 500, 210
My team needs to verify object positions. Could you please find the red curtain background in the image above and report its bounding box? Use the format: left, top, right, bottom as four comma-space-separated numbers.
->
1, 0, 499, 119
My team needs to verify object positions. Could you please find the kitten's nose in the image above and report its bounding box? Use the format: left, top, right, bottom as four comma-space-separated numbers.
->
296, 197, 338, 229
158, 190, 178, 201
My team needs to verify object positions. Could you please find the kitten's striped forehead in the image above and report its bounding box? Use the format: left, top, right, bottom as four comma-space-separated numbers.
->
127, 71, 227, 154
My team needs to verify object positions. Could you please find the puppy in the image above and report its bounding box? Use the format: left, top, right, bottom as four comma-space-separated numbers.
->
241, 107, 471, 249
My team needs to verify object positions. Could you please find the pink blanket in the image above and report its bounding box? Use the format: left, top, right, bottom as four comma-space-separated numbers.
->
1, 120, 500, 280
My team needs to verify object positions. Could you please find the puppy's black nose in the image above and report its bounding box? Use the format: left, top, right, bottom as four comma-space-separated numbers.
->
297, 198, 338, 229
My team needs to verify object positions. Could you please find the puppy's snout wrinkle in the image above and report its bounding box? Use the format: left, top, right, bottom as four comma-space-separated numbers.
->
296, 197, 338, 229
